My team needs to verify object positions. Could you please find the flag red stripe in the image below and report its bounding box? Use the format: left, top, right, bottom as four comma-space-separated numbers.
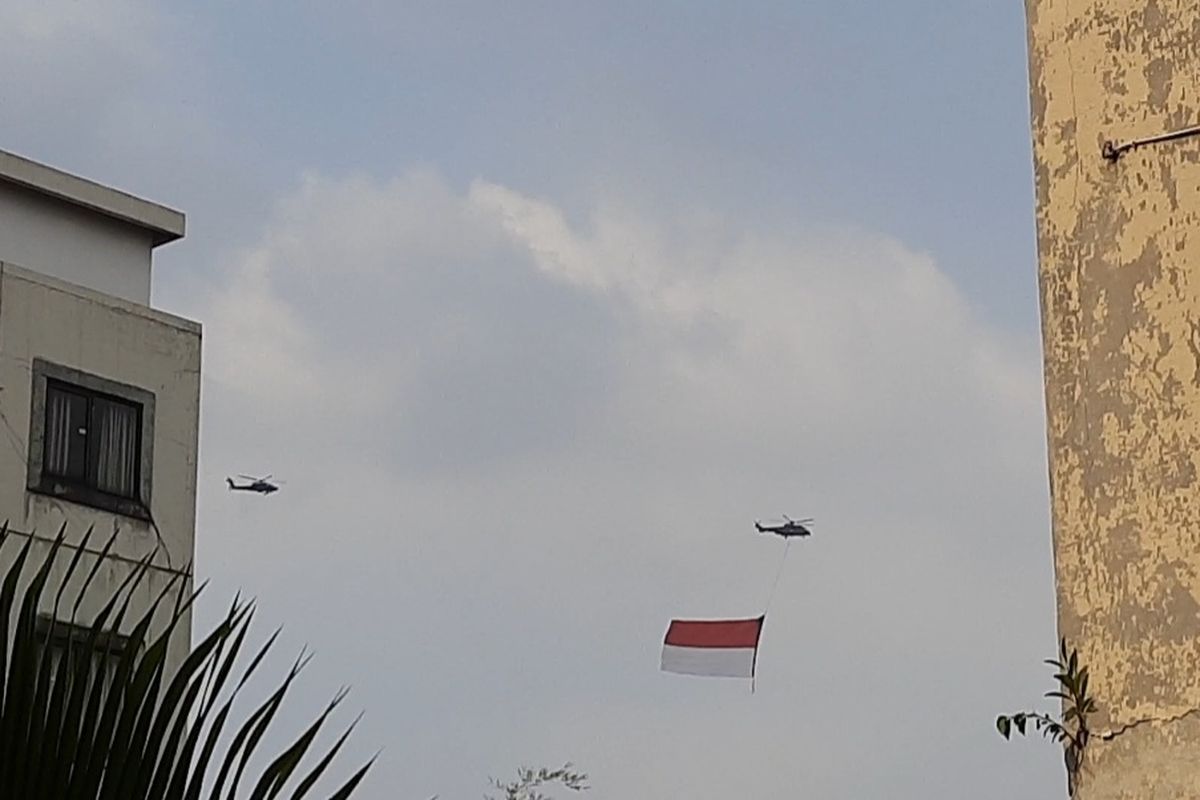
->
664, 617, 763, 649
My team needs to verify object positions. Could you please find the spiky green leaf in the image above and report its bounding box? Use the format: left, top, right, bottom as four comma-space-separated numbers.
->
0, 522, 370, 799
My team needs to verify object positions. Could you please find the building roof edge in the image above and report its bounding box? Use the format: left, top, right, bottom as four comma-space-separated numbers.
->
0, 149, 185, 247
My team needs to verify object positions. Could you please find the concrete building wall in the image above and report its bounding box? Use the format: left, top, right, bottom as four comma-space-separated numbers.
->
0, 182, 154, 305
0, 534, 190, 680
0, 262, 200, 673
1026, 1, 1200, 795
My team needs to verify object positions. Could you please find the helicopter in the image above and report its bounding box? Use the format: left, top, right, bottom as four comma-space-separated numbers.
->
754, 515, 813, 538
226, 474, 282, 495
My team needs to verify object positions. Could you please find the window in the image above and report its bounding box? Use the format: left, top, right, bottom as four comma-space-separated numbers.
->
28, 359, 155, 518
36, 615, 128, 705
44, 381, 141, 498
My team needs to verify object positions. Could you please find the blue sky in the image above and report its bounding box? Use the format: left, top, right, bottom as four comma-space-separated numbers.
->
1, 2, 1062, 798
216, 1, 1039, 328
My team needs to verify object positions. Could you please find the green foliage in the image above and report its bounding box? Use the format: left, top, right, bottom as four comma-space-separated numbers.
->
996, 638, 1096, 797
486, 763, 589, 800
0, 522, 373, 799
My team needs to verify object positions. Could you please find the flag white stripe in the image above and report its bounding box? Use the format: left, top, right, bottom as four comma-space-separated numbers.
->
660, 644, 757, 678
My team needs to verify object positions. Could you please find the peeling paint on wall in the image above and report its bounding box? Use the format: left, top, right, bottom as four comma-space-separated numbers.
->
1027, 0, 1200, 796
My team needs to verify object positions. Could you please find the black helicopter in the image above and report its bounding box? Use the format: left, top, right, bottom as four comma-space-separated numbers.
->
755, 515, 813, 538
226, 474, 281, 495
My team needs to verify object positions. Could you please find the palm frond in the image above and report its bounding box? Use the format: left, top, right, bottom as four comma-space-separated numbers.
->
0, 522, 371, 799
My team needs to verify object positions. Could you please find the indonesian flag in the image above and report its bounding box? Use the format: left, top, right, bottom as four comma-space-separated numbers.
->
660, 616, 765, 679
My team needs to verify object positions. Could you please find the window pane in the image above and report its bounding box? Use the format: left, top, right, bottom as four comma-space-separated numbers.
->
44, 385, 88, 481
41, 634, 121, 709
88, 397, 139, 498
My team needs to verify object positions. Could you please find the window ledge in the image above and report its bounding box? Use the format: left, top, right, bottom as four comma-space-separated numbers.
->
28, 479, 150, 521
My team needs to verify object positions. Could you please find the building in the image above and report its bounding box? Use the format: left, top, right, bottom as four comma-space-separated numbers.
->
1026, 1, 1200, 796
0, 149, 199, 676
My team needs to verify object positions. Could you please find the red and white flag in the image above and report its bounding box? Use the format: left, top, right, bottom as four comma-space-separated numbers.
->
660, 616, 765, 679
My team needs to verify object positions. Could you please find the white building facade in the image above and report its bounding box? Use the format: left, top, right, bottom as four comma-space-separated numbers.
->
0, 149, 199, 673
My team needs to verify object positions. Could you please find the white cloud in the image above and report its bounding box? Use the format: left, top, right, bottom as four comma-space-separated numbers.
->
0, 0, 165, 120
0, 0, 225, 219
193, 170, 1058, 799
0, 0, 159, 50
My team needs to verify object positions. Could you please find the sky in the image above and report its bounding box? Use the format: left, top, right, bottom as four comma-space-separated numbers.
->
0, 2, 1064, 797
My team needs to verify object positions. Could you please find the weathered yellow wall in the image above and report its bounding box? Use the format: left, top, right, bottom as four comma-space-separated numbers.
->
1027, 0, 1200, 796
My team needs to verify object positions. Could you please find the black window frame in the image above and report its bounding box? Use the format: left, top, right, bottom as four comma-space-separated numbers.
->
28, 359, 155, 520
44, 378, 143, 493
